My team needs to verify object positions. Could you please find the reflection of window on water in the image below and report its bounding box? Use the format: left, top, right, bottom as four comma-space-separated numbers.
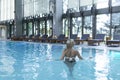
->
95, 50, 109, 80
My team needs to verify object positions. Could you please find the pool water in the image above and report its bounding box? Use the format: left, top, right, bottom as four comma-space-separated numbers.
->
0, 41, 120, 80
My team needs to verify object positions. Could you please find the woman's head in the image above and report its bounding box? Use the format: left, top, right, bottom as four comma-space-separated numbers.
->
66, 39, 75, 48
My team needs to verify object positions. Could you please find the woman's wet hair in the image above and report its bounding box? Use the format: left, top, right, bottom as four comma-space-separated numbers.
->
66, 39, 75, 48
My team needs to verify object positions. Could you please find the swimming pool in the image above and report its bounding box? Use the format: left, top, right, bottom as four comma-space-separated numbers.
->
0, 41, 120, 80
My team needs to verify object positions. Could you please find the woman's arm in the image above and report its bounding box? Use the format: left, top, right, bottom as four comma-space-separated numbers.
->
60, 50, 65, 60
76, 51, 83, 60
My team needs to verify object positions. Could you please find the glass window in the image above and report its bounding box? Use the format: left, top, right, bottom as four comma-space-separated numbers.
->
23, 23, 27, 35
34, 1, 40, 15
24, 0, 49, 17
112, 0, 120, 6
28, 22, 33, 35
62, 18, 69, 37
63, 0, 79, 13
94, 0, 109, 9
84, 16, 92, 37
40, 21, 45, 35
10, 0, 14, 20
112, 13, 120, 25
68, 0, 79, 12
0, 0, 14, 21
80, 0, 93, 6
72, 17, 82, 37
24, 0, 34, 17
112, 13, 120, 35
96, 14, 110, 36
63, 0, 68, 13
10, 24, 16, 36
42, 0, 49, 14
47, 20, 53, 36
80, 0, 93, 11
34, 21, 38, 35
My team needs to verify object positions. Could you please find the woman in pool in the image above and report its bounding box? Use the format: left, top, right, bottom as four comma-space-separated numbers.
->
60, 39, 83, 61
60, 39, 83, 76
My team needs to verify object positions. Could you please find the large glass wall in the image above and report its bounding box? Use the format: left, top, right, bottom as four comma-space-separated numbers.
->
0, 0, 120, 39
62, 0, 120, 38
0, 0, 14, 21
24, 0, 49, 17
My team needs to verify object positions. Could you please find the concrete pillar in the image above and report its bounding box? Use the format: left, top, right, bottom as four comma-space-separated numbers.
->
52, 0, 63, 36
91, 4, 97, 39
15, 0, 23, 36
81, 11, 84, 36
109, 0, 112, 37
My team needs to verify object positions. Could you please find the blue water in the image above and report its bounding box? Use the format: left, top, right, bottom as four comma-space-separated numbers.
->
0, 41, 120, 80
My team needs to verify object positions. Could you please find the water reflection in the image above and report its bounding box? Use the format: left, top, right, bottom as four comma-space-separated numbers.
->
94, 49, 109, 80
46, 44, 53, 60
22, 43, 58, 80
108, 50, 120, 80
0, 41, 16, 78
80, 47, 96, 59
22, 43, 43, 80
0, 54, 15, 77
